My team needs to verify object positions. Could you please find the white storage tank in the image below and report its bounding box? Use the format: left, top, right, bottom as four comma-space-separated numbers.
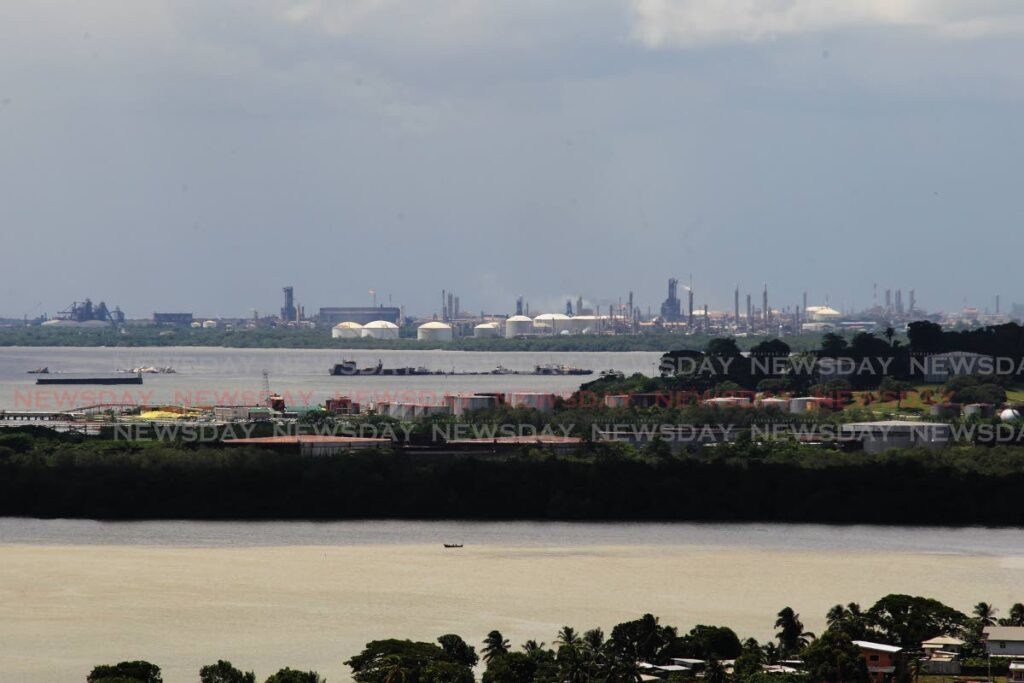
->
533, 313, 572, 335
331, 321, 363, 339
446, 394, 499, 416
1000, 408, 1022, 422
417, 321, 453, 342
505, 315, 533, 337
202, 320, 218, 329
361, 320, 400, 340
473, 322, 501, 338
756, 397, 791, 412
790, 397, 825, 413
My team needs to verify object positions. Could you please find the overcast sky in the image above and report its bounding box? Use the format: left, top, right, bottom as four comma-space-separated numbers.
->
1, 1, 1021, 319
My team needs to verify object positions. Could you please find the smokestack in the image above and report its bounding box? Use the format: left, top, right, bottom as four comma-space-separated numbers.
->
762, 283, 769, 325
687, 288, 694, 327
734, 285, 739, 326
802, 291, 807, 312
746, 293, 752, 325
909, 289, 915, 314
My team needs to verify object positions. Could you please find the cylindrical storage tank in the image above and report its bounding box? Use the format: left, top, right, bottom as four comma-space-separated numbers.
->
790, 397, 824, 413
505, 315, 533, 337
929, 403, 962, 419
446, 395, 499, 416
473, 322, 501, 338
417, 321, 453, 341
361, 320, 400, 339
604, 394, 631, 408
756, 397, 791, 412
331, 321, 363, 339
416, 404, 452, 417
202, 320, 218, 329
1000, 408, 1022, 422
963, 403, 994, 418
388, 402, 418, 420
533, 313, 572, 335
509, 392, 558, 413
190, 321, 202, 328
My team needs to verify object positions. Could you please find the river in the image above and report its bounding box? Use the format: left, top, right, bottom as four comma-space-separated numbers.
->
1, 519, 1022, 682
0, 346, 662, 411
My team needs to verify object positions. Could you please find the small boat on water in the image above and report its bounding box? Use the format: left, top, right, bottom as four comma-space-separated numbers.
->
443, 544, 464, 549
26, 367, 49, 374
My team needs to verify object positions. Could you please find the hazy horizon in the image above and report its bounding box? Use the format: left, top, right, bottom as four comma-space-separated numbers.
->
1, 2, 1021, 319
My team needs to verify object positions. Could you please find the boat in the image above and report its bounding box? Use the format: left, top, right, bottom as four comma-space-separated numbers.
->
443, 544, 464, 549
117, 366, 176, 374
36, 373, 143, 385
26, 367, 49, 374
329, 360, 440, 376
533, 364, 593, 376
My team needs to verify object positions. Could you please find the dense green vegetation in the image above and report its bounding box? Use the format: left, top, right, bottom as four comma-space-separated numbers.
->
85, 596, 1024, 683
3, 427, 1024, 524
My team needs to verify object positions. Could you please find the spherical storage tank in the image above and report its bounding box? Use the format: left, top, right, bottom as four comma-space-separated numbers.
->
473, 322, 500, 338
417, 321, 453, 341
1000, 408, 1022, 422
533, 313, 572, 335
331, 321, 363, 339
361, 320, 399, 340
505, 315, 533, 337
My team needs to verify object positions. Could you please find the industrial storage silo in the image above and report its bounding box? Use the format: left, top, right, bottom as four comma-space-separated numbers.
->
505, 315, 533, 337
571, 315, 602, 334
533, 313, 572, 335
473, 322, 501, 338
331, 321, 363, 339
417, 321, 453, 341
361, 320, 400, 340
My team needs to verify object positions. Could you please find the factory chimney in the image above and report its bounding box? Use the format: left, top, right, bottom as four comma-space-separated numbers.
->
734, 285, 740, 327
762, 283, 769, 326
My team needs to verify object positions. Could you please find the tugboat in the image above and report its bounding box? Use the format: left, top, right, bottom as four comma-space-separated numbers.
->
26, 367, 49, 374
443, 544, 464, 549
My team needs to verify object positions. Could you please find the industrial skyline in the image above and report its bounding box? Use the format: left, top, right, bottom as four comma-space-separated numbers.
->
2, 3, 1023, 319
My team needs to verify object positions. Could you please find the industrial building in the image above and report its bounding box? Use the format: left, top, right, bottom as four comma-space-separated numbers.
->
473, 322, 500, 338
505, 315, 533, 337
319, 306, 400, 326
153, 312, 194, 326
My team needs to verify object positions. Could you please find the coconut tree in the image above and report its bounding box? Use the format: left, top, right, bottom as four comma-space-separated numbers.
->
522, 640, 545, 654
556, 626, 582, 649
974, 602, 998, 627
482, 630, 510, 663
775, 607, 815, 657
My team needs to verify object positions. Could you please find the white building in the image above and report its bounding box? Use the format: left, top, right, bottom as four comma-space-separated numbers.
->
985, 627, 1024, 658
505, 315, 533, 337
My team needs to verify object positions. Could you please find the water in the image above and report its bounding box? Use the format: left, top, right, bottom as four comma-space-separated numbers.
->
2, 519, 1023, 682
0, 346, 662, 411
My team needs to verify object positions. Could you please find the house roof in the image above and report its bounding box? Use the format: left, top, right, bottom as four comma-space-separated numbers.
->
984, 627, 1024, 641
922, 636, 965, 647
854, 641, 903, 653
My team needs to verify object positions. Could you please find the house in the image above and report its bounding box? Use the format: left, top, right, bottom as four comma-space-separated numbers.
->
854, 641, 902, 683
984, 626, 1024, 657
921, 635, 964, 675
1009, 660, 1024, 683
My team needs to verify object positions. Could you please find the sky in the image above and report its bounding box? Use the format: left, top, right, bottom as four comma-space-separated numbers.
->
1, 1, 1022, 319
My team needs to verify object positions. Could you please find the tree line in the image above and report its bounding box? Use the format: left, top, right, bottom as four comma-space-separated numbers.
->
3, 428, 1024, 524
84, 595, 1024, 682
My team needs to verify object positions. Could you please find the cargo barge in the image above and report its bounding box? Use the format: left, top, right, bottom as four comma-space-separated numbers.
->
329, 361, 591, 377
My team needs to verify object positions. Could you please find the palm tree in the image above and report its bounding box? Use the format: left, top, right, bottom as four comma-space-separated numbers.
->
974, 602, 998, 627
761, 642, 780, 665
884, 327, 896, 347
583, 628, 605, 651
556, 626, 583, 649
522, 640, 545, 654
482, 630, 510, 663
775, 607, 815, 657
